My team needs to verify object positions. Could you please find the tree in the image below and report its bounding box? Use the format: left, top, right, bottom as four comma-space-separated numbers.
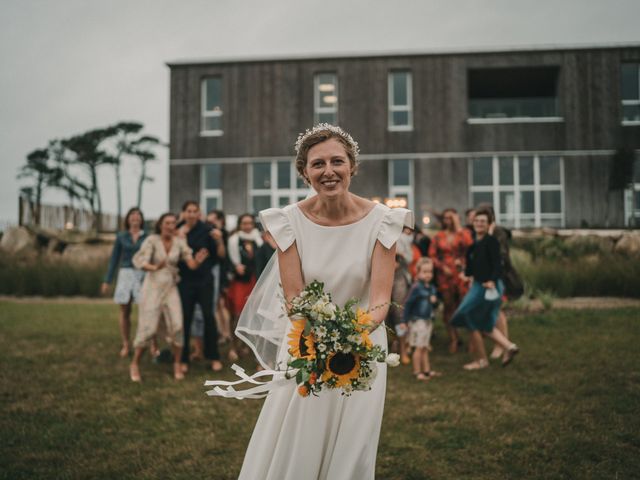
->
104, 122, 144, 227
17, 148, 55, 225
62, 128, 116, 230
130, 135, 162, 208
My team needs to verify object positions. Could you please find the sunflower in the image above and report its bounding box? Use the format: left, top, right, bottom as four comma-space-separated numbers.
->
287, 319, 316, 360
321, 352, 361, 387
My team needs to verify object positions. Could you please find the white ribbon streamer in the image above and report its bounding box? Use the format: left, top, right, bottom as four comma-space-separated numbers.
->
204, 364, 293, 400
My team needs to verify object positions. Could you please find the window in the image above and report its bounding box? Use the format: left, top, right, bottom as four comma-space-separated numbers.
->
621, 63, 640, 124
201, 78, 223, 135
249, 161, 311, 213
201, 163, 223, 211
624, 156, 640, 226
468, 67, 561, 122
469, 155, 564, 228
388, 159, 414, 210
388, 71, 413, 130
314, 73, 338, 124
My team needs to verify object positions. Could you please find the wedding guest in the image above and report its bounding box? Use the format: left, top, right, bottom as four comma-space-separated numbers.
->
396, 226, 415, 267
188, 209, 228, 361
255, 230, 277, 279
428, 208, 473, 353
387, 254, 412, 365
450, 207, 519, 370
101, 207, 147, 358
208, 210, 233, 345
408, 225, 424, 279
226, 213, 263, 361
464, 208, 476, 237
403, 257, 440, 381
414, 224, 431, 257
130, 212, 209, 382
178, 201, 224, 372
478, 204, 524, 360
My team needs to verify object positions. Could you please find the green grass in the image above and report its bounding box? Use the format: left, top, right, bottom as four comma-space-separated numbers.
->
1, 302, 639, 479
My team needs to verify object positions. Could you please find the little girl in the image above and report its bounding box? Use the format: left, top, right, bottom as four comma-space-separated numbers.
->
403, 257, 441, 381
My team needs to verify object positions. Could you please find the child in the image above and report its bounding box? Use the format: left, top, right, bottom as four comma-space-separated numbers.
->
403, 257, 441, 381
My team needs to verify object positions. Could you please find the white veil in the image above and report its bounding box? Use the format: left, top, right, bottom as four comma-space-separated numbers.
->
234, 252, 289, 370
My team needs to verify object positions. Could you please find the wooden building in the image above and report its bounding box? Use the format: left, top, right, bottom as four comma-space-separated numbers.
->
167, 43, 640, 228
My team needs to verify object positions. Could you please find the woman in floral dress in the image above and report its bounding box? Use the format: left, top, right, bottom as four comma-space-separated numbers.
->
428, 208, 473, 353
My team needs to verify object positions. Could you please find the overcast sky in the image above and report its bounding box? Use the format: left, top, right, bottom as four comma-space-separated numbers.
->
1, 0, 639, 226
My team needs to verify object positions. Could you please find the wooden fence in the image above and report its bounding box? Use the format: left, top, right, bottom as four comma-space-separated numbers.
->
19, 197, 120, 232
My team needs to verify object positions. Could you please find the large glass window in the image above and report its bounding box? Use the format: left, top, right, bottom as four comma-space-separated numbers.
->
201, 78, 223, 135
388, 71, 413, 130
201, 163, 223, 211
388, 159, 414, 210
468, 67, 560, 121
621, 63, 640, 124
470, 155, 564, 228
624, 156, 640, 226
250, 161, 311, 213
314, 73, 338, 124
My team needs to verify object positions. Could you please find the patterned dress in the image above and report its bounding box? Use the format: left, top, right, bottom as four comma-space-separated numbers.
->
428, 229, 473, 298
132, 234, 193, 349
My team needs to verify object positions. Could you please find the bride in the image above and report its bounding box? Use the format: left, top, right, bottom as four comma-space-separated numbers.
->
208, 124, 413, 479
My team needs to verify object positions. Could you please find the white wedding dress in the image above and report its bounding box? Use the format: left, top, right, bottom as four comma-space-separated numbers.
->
236, 202, 413, 480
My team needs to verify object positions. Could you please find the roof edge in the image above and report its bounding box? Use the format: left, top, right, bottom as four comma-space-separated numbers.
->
165, 41, 640, 67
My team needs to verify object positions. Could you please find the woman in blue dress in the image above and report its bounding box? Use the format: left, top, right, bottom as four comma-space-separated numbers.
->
102, 207, 147, 357
450, 206, 519, 370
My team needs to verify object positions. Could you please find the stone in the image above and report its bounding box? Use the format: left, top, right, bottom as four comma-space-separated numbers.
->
0, 226, 37, 256
614, 232, 640, 257
61, 243, 112, 265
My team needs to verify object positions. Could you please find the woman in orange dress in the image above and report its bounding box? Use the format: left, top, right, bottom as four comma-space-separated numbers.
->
428, 208, 473, 353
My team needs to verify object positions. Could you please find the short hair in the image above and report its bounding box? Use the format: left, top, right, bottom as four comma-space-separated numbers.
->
181, 200, 199, 212
294, 126, 359, 180
123, 207, 144, 230
155, 212, 176, 234
416, 257, 433, 271
474, 206, 495, 224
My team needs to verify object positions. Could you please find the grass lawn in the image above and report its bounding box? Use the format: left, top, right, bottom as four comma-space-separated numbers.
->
1, 302, 639, 480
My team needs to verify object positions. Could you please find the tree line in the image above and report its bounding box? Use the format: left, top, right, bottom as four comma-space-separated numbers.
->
17, 121, 164, 230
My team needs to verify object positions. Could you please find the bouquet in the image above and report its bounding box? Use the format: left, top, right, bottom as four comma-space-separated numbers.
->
285, 280, 400, 397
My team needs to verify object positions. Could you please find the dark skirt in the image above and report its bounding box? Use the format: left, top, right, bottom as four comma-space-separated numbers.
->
450, 280, 504, 332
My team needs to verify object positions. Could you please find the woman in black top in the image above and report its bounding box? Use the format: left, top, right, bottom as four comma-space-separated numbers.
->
450, 207, 519, 370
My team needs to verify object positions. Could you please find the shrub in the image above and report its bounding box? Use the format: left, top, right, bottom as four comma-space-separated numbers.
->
0, 252, 104, 297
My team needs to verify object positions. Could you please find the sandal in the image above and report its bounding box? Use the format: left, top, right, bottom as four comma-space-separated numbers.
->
174, 363, 185, 380
463, 359, 489, 370
423, 370, 442, 378
414, 372, 429, 381
502, 344, 519, 367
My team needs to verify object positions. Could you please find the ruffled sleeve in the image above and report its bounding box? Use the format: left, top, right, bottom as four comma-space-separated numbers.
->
377, 207, 415, 249
259, 208, 296, 252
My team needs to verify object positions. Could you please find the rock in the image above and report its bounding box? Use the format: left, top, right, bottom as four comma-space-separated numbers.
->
564, 235, 614, 255
0, 226, 37, 256
614, 232, 640, 257
61, 243, 112, 265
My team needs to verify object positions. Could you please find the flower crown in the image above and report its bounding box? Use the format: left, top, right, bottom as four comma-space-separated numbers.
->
294, 123, 360, 158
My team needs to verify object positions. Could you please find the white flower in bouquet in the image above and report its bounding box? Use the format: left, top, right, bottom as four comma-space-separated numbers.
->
385, 353, 400, 367
322, 302, 337, 317
342, 344, 352, 354
330, 330, 339, 341
317, 343, 327, 352
314, 325, 327, 338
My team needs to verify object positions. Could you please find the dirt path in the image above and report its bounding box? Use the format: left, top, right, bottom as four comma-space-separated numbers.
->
1, 295, 639, 309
